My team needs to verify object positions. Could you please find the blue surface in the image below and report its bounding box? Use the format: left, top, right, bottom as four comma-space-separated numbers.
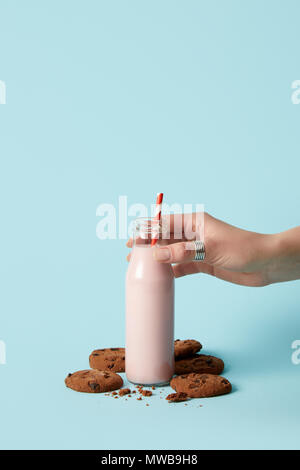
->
0, 0, 300, 450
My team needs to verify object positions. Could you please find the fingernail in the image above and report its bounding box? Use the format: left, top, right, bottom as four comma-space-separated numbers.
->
154, 247, 170, 261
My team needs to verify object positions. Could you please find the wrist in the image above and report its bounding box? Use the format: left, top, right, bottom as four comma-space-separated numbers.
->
253, 233, 280, 274
261, 233, 282, 283
264, 229, 300, 284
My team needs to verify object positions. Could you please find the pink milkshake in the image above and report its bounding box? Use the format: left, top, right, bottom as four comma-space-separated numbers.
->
126, 218, 174, 386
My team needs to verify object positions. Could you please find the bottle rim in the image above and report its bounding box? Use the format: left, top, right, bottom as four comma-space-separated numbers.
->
134, 217, 162, 235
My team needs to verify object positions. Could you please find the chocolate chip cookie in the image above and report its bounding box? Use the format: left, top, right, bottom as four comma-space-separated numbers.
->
65, 369, 123, 393
175, 354, 224, 375
170, 373, 232, 398
174, 339, 202, 359
166, 392, 188, 403
89, 347, 125, 372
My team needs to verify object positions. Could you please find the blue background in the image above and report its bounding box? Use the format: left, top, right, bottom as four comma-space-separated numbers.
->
0, 0, 300, 450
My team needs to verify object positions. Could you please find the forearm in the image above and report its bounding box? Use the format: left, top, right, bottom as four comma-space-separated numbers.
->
266, 227, 300, 284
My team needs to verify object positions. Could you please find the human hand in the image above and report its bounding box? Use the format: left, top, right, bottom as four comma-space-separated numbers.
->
127, 213, 300, 286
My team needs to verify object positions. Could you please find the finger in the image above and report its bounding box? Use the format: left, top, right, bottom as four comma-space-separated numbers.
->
173, 262, 266, 287
153, 242, 196, 263
161, 213, 195, 240
126, 238, 133, 248
126, 253, 131, 262
126, 234, 188, 248
172, 262, 214, 278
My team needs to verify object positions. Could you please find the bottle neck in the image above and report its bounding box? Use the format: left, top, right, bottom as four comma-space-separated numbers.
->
133, 218, 161, 247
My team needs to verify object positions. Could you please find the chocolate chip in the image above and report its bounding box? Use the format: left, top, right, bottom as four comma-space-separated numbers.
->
88, 382, 100, 391
106, 356, 116, 361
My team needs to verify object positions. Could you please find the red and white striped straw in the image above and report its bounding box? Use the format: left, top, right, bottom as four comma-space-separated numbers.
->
151, 192, 164, 246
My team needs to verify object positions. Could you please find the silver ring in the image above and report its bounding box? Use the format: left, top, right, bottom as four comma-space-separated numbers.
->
194, 240, 205, 261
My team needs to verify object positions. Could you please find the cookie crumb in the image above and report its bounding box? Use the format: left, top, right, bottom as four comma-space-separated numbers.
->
166, 392, 188, 403
141, 390, 152, 397
137, 397, 142, 401
118, 388, 131, 397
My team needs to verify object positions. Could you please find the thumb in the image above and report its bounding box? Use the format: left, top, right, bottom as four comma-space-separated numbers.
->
153, 242, 196, 263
